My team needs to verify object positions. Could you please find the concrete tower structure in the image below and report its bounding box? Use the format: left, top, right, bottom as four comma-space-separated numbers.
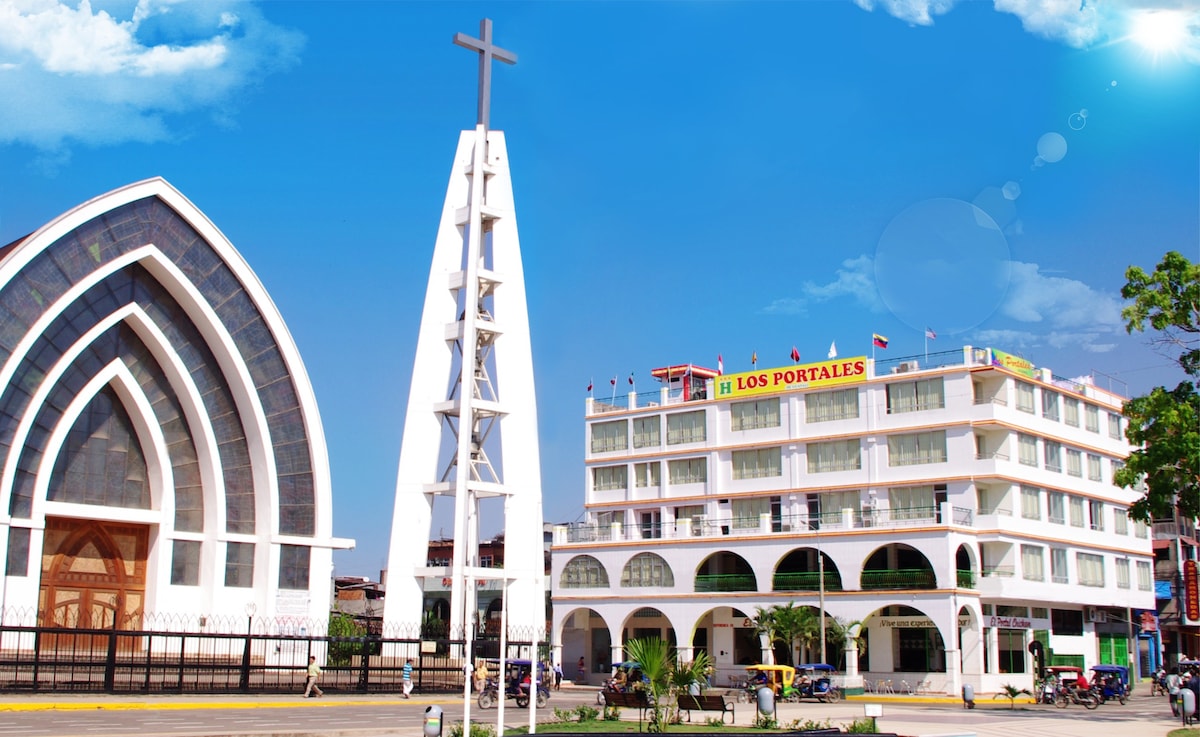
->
384, 20, 545, 643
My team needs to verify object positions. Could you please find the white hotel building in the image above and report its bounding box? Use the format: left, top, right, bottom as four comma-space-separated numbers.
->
550, 346, 1155, 695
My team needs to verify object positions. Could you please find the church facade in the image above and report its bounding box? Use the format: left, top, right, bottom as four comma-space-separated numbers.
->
0, 178, 349, 632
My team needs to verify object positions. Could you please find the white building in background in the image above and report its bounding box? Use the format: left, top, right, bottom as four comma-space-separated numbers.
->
0, 178, 351, 631
551, 346, 1154, 694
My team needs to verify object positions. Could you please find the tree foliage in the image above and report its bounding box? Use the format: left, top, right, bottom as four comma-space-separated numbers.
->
620, 637, 711, 732
1117, 251, 1200, 521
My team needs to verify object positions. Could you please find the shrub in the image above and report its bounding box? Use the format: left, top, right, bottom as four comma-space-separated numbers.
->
449, 721, 496, 737
705, 716, 726, 728
752, 713, 779, 730
602, 705, 622, 721
844, 717, 878, 734
787, 718, 833, 731
574, 704, 600, 722
552, 707, 576, 723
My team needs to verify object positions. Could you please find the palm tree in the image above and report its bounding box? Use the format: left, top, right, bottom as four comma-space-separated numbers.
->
824, 617, 867, 670
623, 637, 673, 732
752, 606, 778, 663
993, 683, 1033, 709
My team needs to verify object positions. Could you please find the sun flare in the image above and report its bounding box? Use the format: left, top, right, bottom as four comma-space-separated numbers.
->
1131, 10, 1188, 52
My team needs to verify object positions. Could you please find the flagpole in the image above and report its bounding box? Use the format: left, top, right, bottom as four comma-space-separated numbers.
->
924, 333, 928, 365
610, 377, 616, 405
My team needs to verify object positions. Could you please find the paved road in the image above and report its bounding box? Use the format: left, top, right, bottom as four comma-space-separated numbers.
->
0, 687, 1182, 737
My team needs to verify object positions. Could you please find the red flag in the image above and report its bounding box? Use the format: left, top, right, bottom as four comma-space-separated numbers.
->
628, 373, 634, 385
717, 354, 723, 375
587, 381, 593, 392
790, 346, 800, 362
610, 376, 617, 386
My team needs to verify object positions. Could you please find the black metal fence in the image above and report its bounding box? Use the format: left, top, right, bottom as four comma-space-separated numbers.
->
0, 619, 544, 695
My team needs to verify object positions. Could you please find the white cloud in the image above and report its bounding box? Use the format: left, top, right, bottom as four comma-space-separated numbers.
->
1000, 260, 1124, 332
992, 0, 1103, 47
853, 0, 959, 26
762, 254, 887, 316
0, 0, 303, 149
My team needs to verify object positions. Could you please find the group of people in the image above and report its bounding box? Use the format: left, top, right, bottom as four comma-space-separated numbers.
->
1159, 665, 1200, 718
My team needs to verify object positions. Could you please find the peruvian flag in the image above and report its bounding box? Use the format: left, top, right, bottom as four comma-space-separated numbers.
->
790, 346, 800, 363
717, 354, 723, 375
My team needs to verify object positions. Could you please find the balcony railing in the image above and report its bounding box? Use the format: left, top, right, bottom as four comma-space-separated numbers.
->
860, 568, 937, 590
695, 573, 757, 593
980, 565, 1015, 578
772, 571, 844, 592
957, 569, 976, 588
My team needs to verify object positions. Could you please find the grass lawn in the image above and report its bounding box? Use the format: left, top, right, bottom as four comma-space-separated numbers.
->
1168, 730, 1200, 737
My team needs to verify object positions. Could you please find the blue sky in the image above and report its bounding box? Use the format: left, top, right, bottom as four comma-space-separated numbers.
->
1, 1, 1197, 578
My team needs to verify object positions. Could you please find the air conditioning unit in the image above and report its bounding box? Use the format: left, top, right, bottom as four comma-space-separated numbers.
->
1086, 607, 1107, 623
892, 361, 919, 374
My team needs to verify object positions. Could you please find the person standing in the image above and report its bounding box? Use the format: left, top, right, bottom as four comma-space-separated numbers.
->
402, 658, 414, 699
304, 655, 324, 698
553, 662, 563, 691
577, 656, 586, 684
474, 660, 489, 693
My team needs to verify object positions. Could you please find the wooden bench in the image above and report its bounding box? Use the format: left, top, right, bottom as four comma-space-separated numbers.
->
601, 690, 651, 730
677, 693, 734, 723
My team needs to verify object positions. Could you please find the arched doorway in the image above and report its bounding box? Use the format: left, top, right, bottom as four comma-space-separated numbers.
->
39, 517, 148, 643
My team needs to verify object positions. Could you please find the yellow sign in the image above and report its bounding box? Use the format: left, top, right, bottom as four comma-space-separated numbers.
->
713, 357, 867, 399
990, 348, 1035, 378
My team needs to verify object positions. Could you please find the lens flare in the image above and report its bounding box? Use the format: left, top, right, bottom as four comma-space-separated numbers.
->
1131, 10, 1188, 52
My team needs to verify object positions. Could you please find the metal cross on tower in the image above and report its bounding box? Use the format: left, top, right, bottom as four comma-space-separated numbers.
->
453, 18, 517, 130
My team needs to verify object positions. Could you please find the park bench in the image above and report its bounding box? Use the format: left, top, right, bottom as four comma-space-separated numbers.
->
601, 690, 651, 731
677, 692, 734, 723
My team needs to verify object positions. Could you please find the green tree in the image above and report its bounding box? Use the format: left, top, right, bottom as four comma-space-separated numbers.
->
623, 637, 673, 732
327, 612, 366, 666
1117, 251, 1200, 520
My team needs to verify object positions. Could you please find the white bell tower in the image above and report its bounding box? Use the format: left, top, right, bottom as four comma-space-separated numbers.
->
384, 19, 545, 647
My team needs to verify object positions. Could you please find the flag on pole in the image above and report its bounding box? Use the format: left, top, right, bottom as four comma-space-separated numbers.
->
717, 354, 724, 375
587, 379, 593, 392
628, 372, 634, 386
751, 351, 757, 367
828, 341, 837, 359
610, 376, 617, 386
925, 327, 937, 340
872, 333, 889, 349
790, 346, 800, 363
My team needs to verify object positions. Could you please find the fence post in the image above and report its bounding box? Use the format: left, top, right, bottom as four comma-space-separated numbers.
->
239, 627, 252, 692
104, 619, 118, 693
357, 637, 372, 692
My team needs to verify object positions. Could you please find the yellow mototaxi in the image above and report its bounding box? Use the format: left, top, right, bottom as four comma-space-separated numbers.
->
743, 664, 799, 702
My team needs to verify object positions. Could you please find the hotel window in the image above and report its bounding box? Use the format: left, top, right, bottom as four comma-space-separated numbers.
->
1052, 608, 1083, 635
1041, 389, 1060, 421
1064, 398, 1080, 427
1137, 561, 1153, 591
668, 457, 707, 485
561, 555, 609, 589
633, 461, 660, 488
1020, 486, 1041, 520
1051, 548, 1069, 584
1066, 449, 1082, 477
224, 542, 254, 588
1069, 496, 1085, 527
170, 540, 201, 586
807, 439, 861, 473
732, 447, 782, 479
732, 496, 771, 530
1110, 459, 1125, 485
1113, 508, 1129, 535
674, 504, 705, 532
1043, 440, 1062, 472
1017, 434, 1038, 466
1089, 500, 1105, 531
1022, 545, 1045, 581
593, 465, 628, 491
1087, 454, 1103, 482
667, 410, 706, 445
805, 387, 859, 422
591, 420, 628, 453
632, 416, 661, 448
1076, 552, 1105, 587
887, 430, 947, 466
1107, 412, 1122, 439
1085, 405, 1099, 432
1016, 382, 1035, 413
1115, 559, 1130, 589
820, 490, 861, 517
886, 377, 945, 414
1048, 491, 1065, 524
1134, 519, 1149, 538
888, 485, 936, 521
731, 397, 781, 430
621, 552, 674, 587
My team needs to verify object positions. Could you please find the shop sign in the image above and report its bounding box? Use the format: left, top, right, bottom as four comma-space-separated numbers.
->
713, 357, 867, 400
987, 616, 1032, 629
1140, 611, 1158, 633
876, 616, 972, 629
1185, 560, 1199, 622
990, 348, 1035, 378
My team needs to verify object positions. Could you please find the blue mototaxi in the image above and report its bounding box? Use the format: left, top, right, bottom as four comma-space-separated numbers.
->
1090, 664, 1129, 705
792, 664, 842, 703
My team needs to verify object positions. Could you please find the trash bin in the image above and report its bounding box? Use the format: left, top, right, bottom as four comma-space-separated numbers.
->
1181, 689, 1195, 726
423, 705, 443, 737
961, 684, 975, 709
756, 685, 774, 716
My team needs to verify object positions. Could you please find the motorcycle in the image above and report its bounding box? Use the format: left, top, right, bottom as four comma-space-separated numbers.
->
477, 676, 550, 709
1054, 684, 1100, 709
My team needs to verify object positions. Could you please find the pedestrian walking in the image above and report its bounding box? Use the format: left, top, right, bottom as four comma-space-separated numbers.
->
402, 658, 414, 698
304, 655, 324, 698
577, 656, 586, 684
553, 661, 563, 691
